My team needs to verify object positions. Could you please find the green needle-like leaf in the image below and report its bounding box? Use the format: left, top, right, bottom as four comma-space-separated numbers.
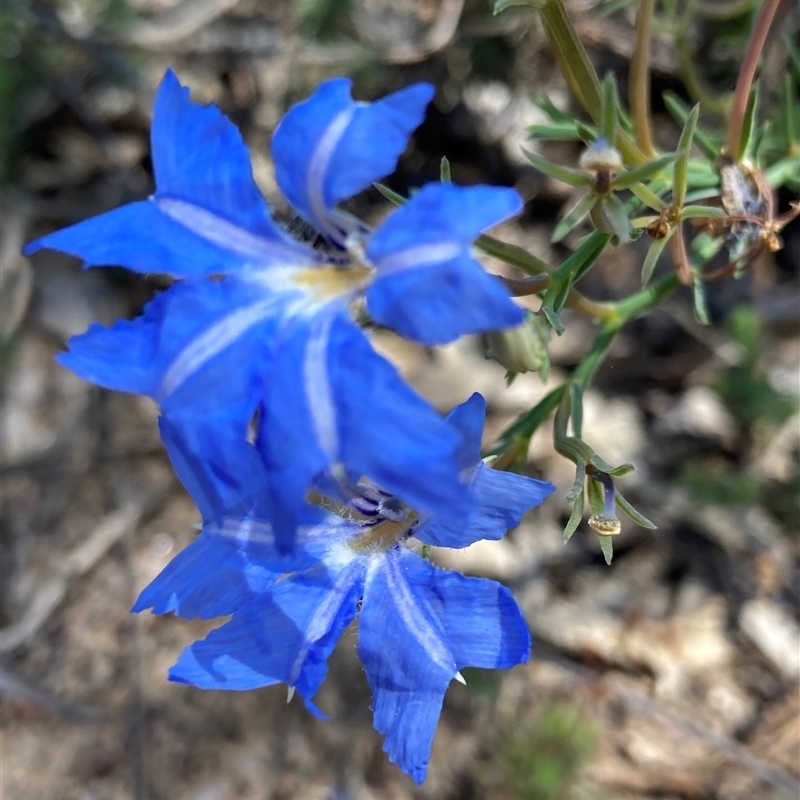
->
440, 156, 451, 182
599, 535, 614, 564
563, 459, 587, 542
629, 182, 668, 212
640, 233, 671, 288
494, 0, 545, 11
684, 186, 723, 204
738, 80, 760, 161
524, 149, 593, 187
601, 72, 618, 143
587, 476, 605, 515
589, 453, 634, 475
674, 104, 699, 207
603, 193, 632, 243
528, 123, 586, 141
613, 154, 675, 189
543, 271, 572, 314
569, 383, 584, 439
542, 305, 565, 335
530, 93, 577, 124
765, 156, 800, 188
552, 192, 596, 242
680, 205, 726, 220
615, 491, 656, 529
374, 182, 405, 205
563, 490, 585, 542
693, 276, 710, 325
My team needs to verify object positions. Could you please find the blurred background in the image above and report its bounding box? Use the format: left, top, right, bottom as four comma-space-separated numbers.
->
1, 1, 799, 798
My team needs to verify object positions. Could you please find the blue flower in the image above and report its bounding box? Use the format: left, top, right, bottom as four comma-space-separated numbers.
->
25, 70, 527, 549
136, 393, 554, 783
26, 69, 524, 342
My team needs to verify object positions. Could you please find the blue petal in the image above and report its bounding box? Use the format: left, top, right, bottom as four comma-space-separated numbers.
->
272, 78, 434, 238
59, 279, 289, 426
415, 393, 556, 547
258, 312, 470, 546
157, 414, 273, 523
23, 195, 311, 280
151, 69, 292, 244
25, 71, 310, 277
418, 562, 531, 671
131, 519, 294, 619
358, 549, 455, 783
56, 285, 167, 397
134, 416, 340, 612
457, 464, 555, 542
413, 466, 550, 549
445, 391, 486, 469
168, 554, 365, 716
359, 548, 530, 782
365, 184, 525, 344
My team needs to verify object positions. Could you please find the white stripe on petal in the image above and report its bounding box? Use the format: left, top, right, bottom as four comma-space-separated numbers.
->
288, 561, 362, 685
159, 297, 281, 400
302, 314, 339, 461
378, 554, 455, 674
375, 241, 462, 276
306, 106, 356, 235
209, 516, 275, 545
156, 197, 305, 264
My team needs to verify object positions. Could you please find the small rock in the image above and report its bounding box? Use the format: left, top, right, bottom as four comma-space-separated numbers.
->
740, 599, 800, 681
653, 386, 737, 449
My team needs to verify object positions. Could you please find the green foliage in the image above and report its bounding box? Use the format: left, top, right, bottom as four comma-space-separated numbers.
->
296, 0, 351, 39
681, 461, 760, 506
0, 8, 35, 183
715, 307, 798, 428
460, 667, 503, 701
500, 703, 599, 800
761, 461, 800, 535
716, 369, 797, 429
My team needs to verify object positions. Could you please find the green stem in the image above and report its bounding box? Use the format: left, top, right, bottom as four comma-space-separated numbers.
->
612, 272, 681, 320
479, 231, 618, 321
495, 275, 680, 467
550, 231, 609, 283
492, 384, 568, 460
572, 272, 681, 386
539, 0, 647, 165
571, 319, 620, 391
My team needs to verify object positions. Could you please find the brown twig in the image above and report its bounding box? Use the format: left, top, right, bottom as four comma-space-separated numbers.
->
724, 0, 782, 160
630, 0, 657, 157
0, 493, 165, 655
499, 273, 551, 296
530, 641, 800, 800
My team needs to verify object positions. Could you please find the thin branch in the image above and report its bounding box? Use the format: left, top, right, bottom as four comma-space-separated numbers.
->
725, 0, 782, 159
630, 0, 657, 157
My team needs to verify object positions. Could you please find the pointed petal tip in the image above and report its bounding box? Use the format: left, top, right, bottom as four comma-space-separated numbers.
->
22, 239, 40, 257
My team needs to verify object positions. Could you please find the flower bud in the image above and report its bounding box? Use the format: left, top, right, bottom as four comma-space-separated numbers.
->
486, 312, 550, 378
579, 136, 624, 175
580, 136, 623, 195
586, 467, 621, 537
